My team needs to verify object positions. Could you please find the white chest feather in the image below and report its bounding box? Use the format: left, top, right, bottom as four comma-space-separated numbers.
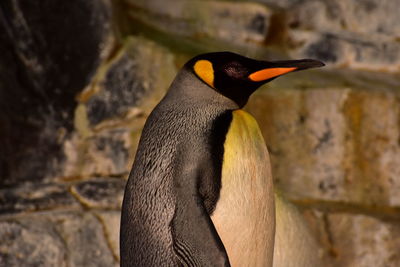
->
211, 110, 275, 267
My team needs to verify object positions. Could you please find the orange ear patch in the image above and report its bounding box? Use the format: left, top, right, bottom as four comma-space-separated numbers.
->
194, 60, 215, 88
248, 67, 297, 82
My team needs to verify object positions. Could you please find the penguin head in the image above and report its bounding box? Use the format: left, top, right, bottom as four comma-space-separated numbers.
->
186, 52, 324, 107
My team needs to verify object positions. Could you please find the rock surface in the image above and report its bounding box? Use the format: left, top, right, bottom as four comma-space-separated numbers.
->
122, 0, 400, 72
126, 0, 272, 46
0, 182, 80, 214
0, 178, 123, 266
0, 0, 114, 186
285, 0, 400, 72
71, 178, 125, 209
326, 213, 400, 267
0, 31, 177, 265
96, 211, 121, 260
247, 71, 400, 208
0, 219, 67, 267
55, 212, 118, 267
59, 36, 177, 180
0, 212, 118, 267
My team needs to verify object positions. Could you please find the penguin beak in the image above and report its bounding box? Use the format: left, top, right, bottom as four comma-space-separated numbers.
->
248, 59, 325, 82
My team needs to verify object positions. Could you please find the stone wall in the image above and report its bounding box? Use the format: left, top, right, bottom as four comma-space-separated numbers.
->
1, 0, 399, 266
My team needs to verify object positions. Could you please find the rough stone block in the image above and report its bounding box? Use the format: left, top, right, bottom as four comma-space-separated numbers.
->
326, 213, 400, 267
251, 0, 300, 9
0, 183, 79, 214
0, 0, 114, 185
251, 88, 348, 202
283, 0, 400, 72
125, 0, 272, 45
59, 37, 176, 179
82, 37, 176, 126
53, 212, 118, 267
0, 219, 66, 266
287, 30, 400, 72
63, 128, 134, 178
86, 51, 147, 126
247, 70, 400, 207
287, 0, 400, 38
96, 211, 121, 261
0, 212, 118, 266
71, 178, 126, 209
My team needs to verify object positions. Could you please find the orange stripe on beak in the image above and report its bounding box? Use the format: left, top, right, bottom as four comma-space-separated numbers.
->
248, 67, 297, 82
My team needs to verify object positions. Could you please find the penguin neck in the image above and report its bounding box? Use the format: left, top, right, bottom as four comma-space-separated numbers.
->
165, 69, 239, 111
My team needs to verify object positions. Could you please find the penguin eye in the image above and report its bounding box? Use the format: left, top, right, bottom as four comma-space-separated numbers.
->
224, 62, 248, 80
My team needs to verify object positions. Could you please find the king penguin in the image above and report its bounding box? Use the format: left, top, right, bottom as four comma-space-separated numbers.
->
120, 52, 324, 267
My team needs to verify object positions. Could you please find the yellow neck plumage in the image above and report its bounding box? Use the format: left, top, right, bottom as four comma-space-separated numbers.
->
211, 109, 275, 267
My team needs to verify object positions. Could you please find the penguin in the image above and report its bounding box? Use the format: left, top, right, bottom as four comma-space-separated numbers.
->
120, 52, 324, 267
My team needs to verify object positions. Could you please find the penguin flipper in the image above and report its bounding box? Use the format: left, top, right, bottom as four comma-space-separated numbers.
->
171, 196, 230, 267
170, 152, 230, 267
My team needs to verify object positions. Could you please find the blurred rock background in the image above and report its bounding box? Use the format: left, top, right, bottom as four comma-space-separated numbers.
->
1, 0, 399, 266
